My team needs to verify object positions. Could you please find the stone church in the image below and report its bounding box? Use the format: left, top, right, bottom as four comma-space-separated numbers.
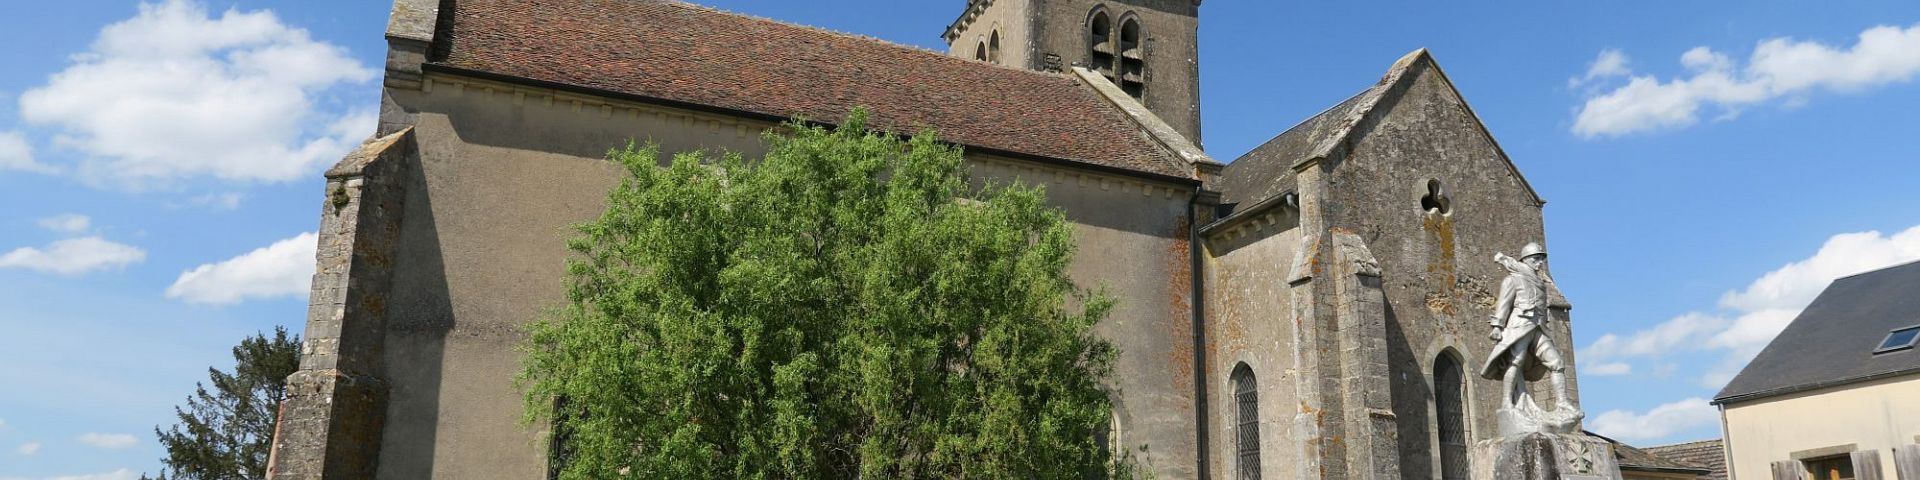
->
266, 0, 1657, 478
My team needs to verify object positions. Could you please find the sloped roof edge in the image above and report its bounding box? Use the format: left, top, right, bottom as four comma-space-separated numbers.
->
1297, 48, 1546, 206
1071, 66, 1219, 174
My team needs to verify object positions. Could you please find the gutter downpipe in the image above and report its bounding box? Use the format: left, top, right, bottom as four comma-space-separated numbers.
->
1190, 192, 1211, 480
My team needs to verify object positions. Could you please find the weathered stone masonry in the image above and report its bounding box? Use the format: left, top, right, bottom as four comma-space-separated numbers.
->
267, 129, 415, 478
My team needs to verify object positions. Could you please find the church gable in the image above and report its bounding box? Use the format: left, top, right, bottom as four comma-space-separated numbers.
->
1317, 50, 1566, 479
1216, 49, 1543, 217
1328, 49, 1544, 208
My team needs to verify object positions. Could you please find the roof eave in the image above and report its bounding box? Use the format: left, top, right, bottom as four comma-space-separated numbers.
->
1713, 365, 1920, 405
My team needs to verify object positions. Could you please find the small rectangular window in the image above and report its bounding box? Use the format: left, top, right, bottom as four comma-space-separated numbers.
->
1803, 454, 1855, 480
1874, 325, 1920, 354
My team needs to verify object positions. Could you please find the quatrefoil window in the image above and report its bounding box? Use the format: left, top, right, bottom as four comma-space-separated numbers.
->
1421, 179, 1452, 215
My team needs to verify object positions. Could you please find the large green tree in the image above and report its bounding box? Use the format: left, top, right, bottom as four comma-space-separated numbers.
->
521, 111, 1124, 479
147, 327, 301, 480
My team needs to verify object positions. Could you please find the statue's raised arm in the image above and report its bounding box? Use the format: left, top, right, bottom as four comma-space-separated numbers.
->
1478, 242, 1582, 437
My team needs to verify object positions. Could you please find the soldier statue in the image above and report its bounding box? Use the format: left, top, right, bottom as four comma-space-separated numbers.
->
1479, 242, 1581, 432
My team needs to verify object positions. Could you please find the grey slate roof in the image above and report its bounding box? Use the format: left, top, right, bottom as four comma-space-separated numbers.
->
1215, 90, 1369, 207
1213, 48, 1544, 210
1714, 259, 1920, 404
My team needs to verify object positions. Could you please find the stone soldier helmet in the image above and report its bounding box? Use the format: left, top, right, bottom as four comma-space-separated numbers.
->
1520, 242, 1546, 260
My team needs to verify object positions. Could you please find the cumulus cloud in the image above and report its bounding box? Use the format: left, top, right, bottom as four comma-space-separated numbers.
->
1580, 225, 1920, 388
166, 232, 317, 305
1588, 397, 1719, 442
1573, 23, 1920, 137
0, 130, 55, 174
76, 433, 138, 449
1569, 48, 1631, 88
17, 0, 375, 187
16, 441, 40, 456
0, 237, 146, 276
36, 214, 92, 234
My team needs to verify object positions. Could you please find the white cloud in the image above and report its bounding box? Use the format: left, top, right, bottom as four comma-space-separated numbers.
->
0, 130, 55, 174
76, 432, 138, 449
1581, 225, 1920, 388
17, 0, 375, 187
15, 441, 40, 456
36, 214, 92, 234
1580, 312, 1729, 360
1581, 361, 1633, 376
166, 232, 317, 305
0, 237, 146, 276
1719, 227, 1920, 313
1570, 48, 1631, 88
1589, 397, 1719, 442
48, 470, 140, 480
176, 192, 244, 210
1573, 23, 1920, 137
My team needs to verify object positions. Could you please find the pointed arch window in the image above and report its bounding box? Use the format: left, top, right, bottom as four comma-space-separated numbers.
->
975, 40, 988, 61
988, 30, 1002, 64
1088, 10, 1114, 77
1231, 363, 1261, 480
1117, 17, 1145, 99
1435, 352, 1470, 480
1087, 8, 1147, 100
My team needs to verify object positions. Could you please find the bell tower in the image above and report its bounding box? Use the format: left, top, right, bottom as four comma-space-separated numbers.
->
944, 0, 1205, 146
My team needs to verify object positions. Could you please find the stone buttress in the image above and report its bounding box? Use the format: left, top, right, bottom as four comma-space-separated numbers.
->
266, 129, 415, 479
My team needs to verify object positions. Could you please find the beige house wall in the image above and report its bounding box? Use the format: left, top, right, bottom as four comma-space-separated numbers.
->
1721, 373, 1920, 480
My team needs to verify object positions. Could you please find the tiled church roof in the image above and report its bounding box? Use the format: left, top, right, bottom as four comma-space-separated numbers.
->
426, 0, 1191, 179
1645, 439, 1728, 480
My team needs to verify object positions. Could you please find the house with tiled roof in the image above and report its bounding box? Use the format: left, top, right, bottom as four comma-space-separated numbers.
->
267, 0, 1701, 478
1713, 260, 1920, 480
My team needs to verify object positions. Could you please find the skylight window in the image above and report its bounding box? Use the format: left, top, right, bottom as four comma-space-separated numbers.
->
1874, 325, 1920, 354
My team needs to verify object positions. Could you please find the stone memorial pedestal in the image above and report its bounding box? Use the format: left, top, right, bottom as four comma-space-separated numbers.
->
1470, 432, 1623, 480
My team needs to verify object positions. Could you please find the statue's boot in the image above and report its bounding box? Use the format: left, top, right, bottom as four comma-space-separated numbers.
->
1504, 365, 1524, 408
1549, 372, 1580, 417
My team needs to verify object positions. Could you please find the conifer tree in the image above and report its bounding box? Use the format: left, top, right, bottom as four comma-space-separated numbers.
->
147, 327, 301, 480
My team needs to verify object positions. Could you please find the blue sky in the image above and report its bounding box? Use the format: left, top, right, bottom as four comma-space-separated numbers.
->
1, 0, 1916, 477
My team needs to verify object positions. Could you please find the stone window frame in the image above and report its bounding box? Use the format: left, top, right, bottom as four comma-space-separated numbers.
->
1086, 5, 1114, 78
1229, 362, 1262, 480
1419, 178, 1454, 216
989, 29, 1002, 64
1423, 339, 1480, 479
1113, 12, 1147, 100
1432, 348, 1471, 480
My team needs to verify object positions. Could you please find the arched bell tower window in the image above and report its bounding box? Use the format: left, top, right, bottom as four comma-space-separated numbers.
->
1087, 7, 1147, 100
989, 30, 1002, 64
1231, 363, 1262, 480
1117, 17, 1145, 99
975, 40, 988, 61
1435, 352, 1470, 480
1088, 9, 1114, 78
